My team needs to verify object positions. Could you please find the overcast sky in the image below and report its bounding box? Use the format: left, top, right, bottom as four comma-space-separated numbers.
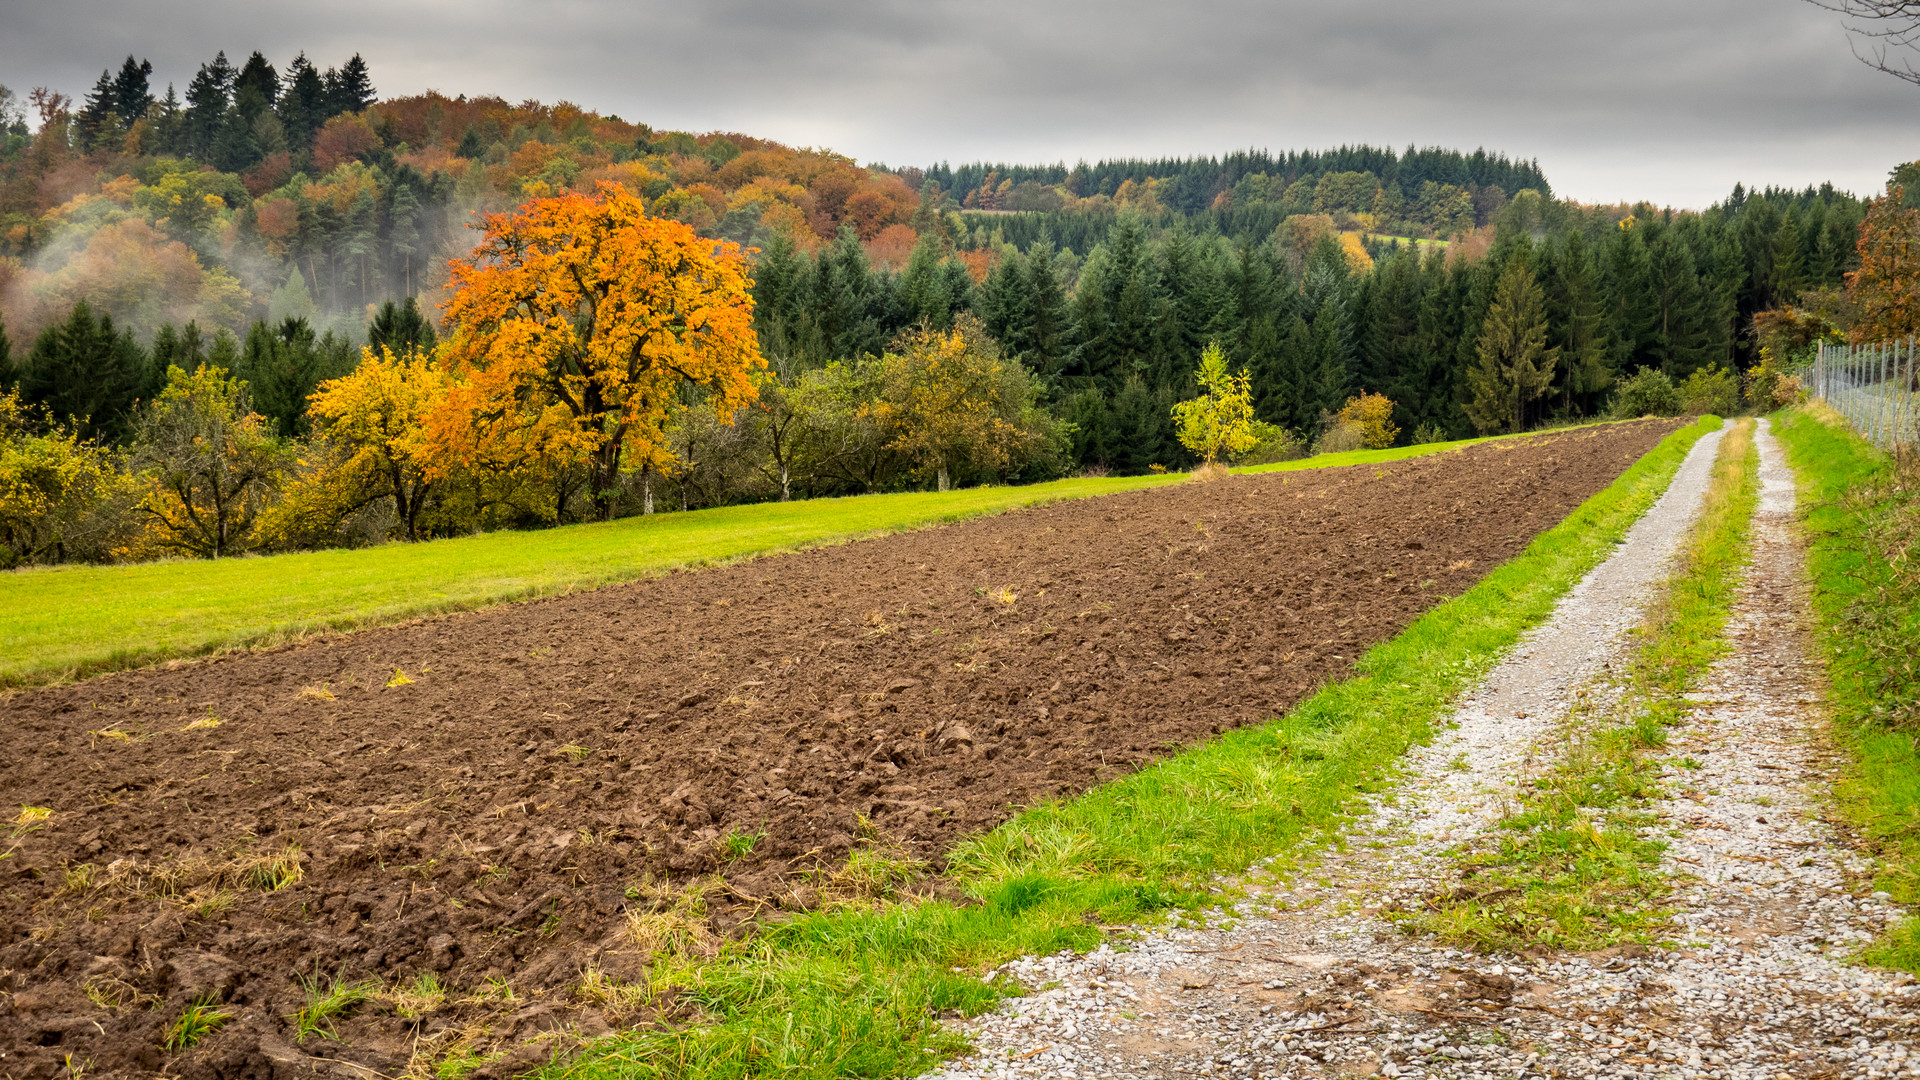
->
3, 0, 1915, 208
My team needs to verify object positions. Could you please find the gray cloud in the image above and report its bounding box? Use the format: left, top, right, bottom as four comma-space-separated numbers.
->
3, 0, 1915, 206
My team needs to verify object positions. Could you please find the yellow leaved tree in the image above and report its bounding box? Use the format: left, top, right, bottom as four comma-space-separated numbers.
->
1171, 343, 1258, 466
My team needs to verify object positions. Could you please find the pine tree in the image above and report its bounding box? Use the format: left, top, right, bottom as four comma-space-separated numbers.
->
75, 69, 118, 151
20, 301, 147, 443
184, 52, 235, 160
233, 52, 279, 121
1465, 259, 1558, 434
455, 125, 484, 159
111, 56, 154, 128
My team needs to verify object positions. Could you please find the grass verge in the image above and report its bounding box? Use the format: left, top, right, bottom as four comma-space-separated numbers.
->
1404, 419, 1760, 952
0, 424, 1599, 690
529, 416, 1722, 1080
1773, 404, 1920, 972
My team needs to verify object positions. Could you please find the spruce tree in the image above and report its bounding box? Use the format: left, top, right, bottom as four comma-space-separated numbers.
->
183, 52, 235, 160
20, 301, 147, 443
111, 56, 155, 128
327, 54, 376, 115
367, 297, 438, 356
1022, 242, 1074, 379
75, 69, 118, 151
1465, 259, 1558, 434
1542, 230, 1612, 416
279, 53, 326, 152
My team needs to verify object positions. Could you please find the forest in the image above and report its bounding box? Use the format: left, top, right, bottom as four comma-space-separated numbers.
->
0, 47, 1895, 568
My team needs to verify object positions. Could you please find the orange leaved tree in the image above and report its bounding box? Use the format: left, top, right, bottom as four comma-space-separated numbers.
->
1847, 182, 1920, 343
439, 184, 763, 520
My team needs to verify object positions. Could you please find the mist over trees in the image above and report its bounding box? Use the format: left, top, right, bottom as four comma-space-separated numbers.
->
0, 47, 1886, 567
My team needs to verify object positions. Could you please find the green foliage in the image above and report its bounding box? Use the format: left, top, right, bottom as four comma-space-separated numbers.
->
128, 363, 292, 559
1776, 407, 1920, 970
1612, 366, 1681, 418
1171, 343, 1257, 463
1678, 363, 1740, 417
291, 972, 377, 1042
1465, 259, 1558, 434
0, 390, 138, 566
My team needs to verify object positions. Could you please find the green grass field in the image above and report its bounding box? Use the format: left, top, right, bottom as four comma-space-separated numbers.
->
0, 422, 1616, 689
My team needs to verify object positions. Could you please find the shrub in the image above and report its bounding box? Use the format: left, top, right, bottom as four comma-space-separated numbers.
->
1410, 420, 1448, 445
1611, 367, 1680, 418
1679, 363, 1740, 416
1336, 391, 1399, 449
1231, 420, 1303, 466
1314, 421, 1366, 455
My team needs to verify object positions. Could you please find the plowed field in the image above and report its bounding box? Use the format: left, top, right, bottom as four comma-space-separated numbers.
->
0, 419, 1679, 1079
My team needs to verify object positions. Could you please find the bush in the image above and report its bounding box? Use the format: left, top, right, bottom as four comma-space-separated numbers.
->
1611, 367, 1680, 419
1679, 363, 1740, 416
1336, 391, 1399, 449
1314, 421, 1367, 455
1231, 420, 1303, 466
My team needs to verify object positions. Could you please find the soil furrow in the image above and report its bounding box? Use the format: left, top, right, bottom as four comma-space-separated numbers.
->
0, 420, 1676, 1078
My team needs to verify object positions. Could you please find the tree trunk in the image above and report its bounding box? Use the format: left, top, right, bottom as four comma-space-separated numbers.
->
641, 466, 654, 515
779, 462, 791, 502
937, 462, 951, 492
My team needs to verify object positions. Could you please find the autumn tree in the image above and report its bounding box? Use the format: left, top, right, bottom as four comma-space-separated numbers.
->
1335, 391, 1400, 449
294, 346, 447, 541
439, 184, 763, 519
0, 390, 137, 567
870, 316, 1061, 491
1172, 343, 1259, 465
1465, 260, 1559, 434
1846, 175, 1920, 342
130, 364, 291, 558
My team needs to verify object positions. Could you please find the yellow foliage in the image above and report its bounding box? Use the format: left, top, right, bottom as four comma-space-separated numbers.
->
1336, 392, 1399, 450
1171, 344, 1258, 464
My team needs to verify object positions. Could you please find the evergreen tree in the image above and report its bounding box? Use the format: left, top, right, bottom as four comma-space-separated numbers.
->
1063, 387, 1115, 466
19, 301, 147, 443
749, 230, 807, 361
1541, 230, 1612, 416
233, 52, 279, 120
802, 227, 890, 363
897, 235, 970, 329
111, 56, 155, 128
1465, 259, 1558, 434
148, 322, 209, 400
1644, 227, 1714, 378
75, 69, 118, 151
236, 317, 355, 436
367, 297, 438, 356
1769, 209, 1806, 304
183, 51, 235, 160
326, 54, 376, 115
1601, 221, 1658, 377
1110, 375, 1172, 473
1022, 242, 1074, 379
279, 53, 326, 152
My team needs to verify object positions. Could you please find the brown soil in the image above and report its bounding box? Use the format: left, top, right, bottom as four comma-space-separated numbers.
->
0, 419, 1679, 1079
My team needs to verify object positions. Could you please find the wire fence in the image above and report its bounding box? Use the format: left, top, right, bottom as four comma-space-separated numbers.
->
1810, 338, 1920, 452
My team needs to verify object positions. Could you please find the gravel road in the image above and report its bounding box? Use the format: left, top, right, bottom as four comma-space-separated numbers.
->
922, 420, 1918, 1080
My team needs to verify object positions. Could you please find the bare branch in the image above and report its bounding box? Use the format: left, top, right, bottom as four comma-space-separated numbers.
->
1806, 0, 1920, 84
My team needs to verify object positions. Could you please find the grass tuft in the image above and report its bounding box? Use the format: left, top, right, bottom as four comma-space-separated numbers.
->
163, 995, 231, 1051
292, 972, 378, 1042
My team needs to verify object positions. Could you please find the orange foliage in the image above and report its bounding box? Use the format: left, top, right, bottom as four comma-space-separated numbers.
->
958, 249, 998, 284
254, 197, 299, 257
312, 113, 380, 173
1847, 186, 1920, 342
865, 224, 918, 270
437, 184, 763, 519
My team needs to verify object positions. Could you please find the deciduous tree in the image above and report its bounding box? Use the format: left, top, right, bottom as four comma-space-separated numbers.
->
129, 364, 290, 558
1171, 343, 1258, 464
438, 184, 762, 519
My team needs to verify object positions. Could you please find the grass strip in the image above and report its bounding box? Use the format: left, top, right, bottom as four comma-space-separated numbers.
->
534, 416, 1722, 1080
1404, 419, 1760, 952
1773, 404, 1920, 972
0, 425, 1592, 690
